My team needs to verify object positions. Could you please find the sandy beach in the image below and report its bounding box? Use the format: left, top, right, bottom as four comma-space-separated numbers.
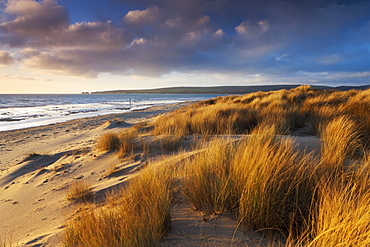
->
0, 102, 194, 169
0, 102, 198, 246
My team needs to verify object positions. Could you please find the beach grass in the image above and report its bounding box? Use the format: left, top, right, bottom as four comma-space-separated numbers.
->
66, 180, 94, 203
117, 129, 137, 158
232, 126, 317, 236
151, 85, 370, 139
96, 132, 121, 152
319, 115, 360, 176
182, 137, 236, 214
66, 85, 370, 246
292, 159, 370, 247
63, 164, 172, 247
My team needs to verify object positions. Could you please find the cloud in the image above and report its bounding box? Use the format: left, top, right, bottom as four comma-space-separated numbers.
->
214, 29, 224, 37
1, 0, 128, 49
165, 17, 181, 27
124, 6, 159, 24
276, 53, 289, 62
235, 20, 269, 35
1, 0, 68, 37
19, 49, 115, 77
0, 50, 13, 65
45, 21, 128, 49
0, 0, 369, 84
0, 73, 35, 80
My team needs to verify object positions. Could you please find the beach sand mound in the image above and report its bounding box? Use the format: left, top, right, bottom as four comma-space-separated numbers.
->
99, 119, 132, 130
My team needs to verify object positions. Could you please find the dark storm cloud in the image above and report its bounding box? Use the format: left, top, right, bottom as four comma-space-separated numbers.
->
0, 0, 369, 83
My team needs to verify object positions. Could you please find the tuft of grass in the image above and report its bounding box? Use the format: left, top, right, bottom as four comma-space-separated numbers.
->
96, 132, 121, 152
231, 126, 317, 235
301, 160, 370, 247
117, 129, 137, 158
66, 180, 94, 203
96, 128, 139, 158
182, 137, 235, 214
319, 116, 360, 174
181, 126, 318, 236
63, 164, 172, 247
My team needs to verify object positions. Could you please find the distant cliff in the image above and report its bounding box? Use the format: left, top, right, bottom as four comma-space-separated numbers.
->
89, 85, 370, 95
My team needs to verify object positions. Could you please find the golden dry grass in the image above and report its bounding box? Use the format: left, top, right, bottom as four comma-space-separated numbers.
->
182, 137, 236, 214
319, 116, 360, 174
63, 164, 172, 247
66, 180, 94, 203
117, 129, 137, 157
295, 160, 370, 247
180, 123, 370, 244
232, 127, 317, 235
96, 132, 121, 152
151, 86, 370, 141
67, 86, 370, 246
181, 126, 318, 236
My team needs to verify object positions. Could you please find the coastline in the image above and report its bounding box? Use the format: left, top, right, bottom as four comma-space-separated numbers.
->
0, 101, 195, 170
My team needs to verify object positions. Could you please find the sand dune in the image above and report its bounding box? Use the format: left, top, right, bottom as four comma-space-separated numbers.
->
0, 101, 321, 246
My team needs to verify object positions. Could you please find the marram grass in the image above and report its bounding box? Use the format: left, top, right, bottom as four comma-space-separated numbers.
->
63, 164, 172, 247
68, 86, 370, 246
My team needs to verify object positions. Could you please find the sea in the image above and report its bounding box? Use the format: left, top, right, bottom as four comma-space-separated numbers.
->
0, 94, 222, 132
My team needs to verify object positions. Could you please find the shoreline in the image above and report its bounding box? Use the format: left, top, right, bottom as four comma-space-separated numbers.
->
0, 101, 188, 132
0, 101, 194, 135
0, 101, 195, 170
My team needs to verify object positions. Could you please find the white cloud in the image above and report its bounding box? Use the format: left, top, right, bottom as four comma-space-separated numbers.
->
235, 21, 249, 34
276, 53, 289, 61
214, 29, 224, 37
129, 38, 146, 47
124, 6, 159, 24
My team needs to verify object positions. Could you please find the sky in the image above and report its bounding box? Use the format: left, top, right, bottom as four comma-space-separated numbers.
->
0, 0, 369, 93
